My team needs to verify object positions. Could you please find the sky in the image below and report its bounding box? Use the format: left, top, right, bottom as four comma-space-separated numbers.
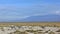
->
0, 0, 60, 22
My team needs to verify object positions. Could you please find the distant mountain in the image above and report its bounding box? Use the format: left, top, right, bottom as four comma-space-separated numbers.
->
21, 15, 60, 22
0, 14, 60, 22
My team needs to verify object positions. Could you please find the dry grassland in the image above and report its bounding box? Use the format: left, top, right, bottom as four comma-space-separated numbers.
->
0, 22, 60, 27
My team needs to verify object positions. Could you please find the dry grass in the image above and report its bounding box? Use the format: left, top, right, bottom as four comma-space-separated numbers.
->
0, 22, 60, 27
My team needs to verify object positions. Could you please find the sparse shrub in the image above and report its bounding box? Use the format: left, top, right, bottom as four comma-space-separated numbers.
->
37, 32, 45, 34
9, 30, 26, 34
56, 29, 60, 32
26, 30, 36, 33
49, 31, 55, 34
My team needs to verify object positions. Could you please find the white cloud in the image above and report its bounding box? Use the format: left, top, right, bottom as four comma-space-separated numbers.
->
51, 11, 60, 15
55, 11, 60, 14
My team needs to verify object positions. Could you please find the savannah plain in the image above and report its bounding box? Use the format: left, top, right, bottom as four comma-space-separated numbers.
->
0, 22, 60, 26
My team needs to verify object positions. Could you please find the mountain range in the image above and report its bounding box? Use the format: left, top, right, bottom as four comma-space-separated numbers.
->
0, 14, 60, 22
20, 14, 60, 22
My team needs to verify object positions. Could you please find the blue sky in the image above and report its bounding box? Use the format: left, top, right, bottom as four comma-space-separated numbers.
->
0, 0, 60, 22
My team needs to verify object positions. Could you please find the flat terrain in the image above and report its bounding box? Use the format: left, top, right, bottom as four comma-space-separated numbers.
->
0, 22, 60, 34
0, 22, 60, 26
